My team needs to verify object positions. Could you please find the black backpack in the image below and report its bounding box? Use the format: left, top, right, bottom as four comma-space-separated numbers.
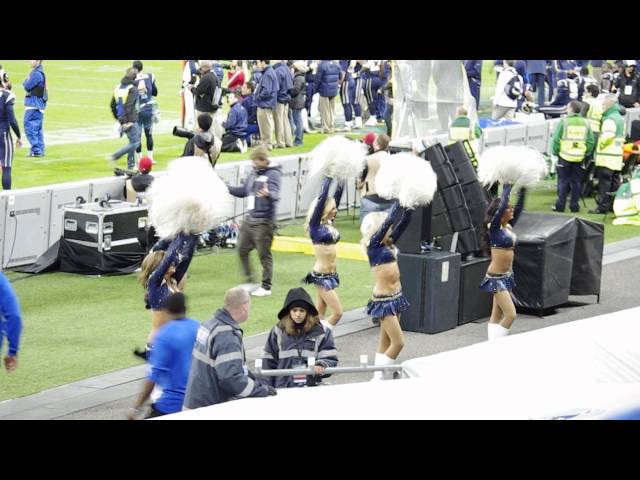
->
504, 69, 523, 100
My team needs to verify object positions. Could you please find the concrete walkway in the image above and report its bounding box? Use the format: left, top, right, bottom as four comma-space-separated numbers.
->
2, 234, 640, 420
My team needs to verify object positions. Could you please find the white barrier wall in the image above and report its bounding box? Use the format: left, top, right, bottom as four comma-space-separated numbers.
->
48, 181, 92, 250
2, 188, 51, 268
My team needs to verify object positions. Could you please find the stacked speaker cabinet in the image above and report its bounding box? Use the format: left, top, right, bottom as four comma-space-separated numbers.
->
398, 251, 461, 334
458, 257, 493, 325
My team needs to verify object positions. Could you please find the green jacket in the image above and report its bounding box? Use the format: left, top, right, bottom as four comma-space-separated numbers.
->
552, 113, 595, 161
595, 105, 625, 171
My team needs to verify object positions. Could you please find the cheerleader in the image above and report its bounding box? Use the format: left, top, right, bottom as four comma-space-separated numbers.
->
480, 185, 525, 340
302, 176, 345, 330
135, 232, 198, 359
360, 201, 413, 379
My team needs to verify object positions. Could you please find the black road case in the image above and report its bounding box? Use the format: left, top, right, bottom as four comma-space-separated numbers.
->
62, 201, 148, 253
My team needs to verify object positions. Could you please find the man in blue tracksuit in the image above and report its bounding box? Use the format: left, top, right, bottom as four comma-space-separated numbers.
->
132, 61, 158, 163
221, 93, 248, 152
465, 60, 482, 109
314, 60, 341, 133
0, 272, 22, 373
22, 60, 47, 157
526, 60, 547, 106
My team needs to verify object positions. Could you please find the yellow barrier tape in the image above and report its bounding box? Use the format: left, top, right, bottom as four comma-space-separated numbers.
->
272, 236, 367, 261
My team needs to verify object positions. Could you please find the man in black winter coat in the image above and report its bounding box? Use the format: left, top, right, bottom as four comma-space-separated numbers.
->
187, 60, 220, 135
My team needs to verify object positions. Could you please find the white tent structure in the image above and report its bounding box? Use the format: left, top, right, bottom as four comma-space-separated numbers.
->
392, 60, 478, 142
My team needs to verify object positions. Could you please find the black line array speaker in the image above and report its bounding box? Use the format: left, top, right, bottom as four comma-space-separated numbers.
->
433, 228, 480, 253
398, 251, 461, 334
458, 257, 493, 325
395, 205, 432, 254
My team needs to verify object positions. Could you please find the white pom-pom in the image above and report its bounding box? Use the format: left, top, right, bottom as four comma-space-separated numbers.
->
308, 135, 367, 181
478, 146, 548, 187
147, 156, 234, 238
375, 153, 438, 208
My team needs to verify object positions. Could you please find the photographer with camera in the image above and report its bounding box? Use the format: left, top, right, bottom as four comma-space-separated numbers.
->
114, 156, 155, 203
109, 67, 141, 169
175, 113, 221, 165
221, 93, 248, 153
187, 60, 221, 137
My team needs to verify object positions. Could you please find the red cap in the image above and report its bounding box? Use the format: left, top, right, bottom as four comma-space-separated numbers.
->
363, 132, 377, 146
139, 156, 153, 173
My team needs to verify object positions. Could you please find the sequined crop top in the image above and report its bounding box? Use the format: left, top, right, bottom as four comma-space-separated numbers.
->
308, 176, 344, 245
488, 184, 525, 249
367, 201, 413, 267
145, 233, 197, 310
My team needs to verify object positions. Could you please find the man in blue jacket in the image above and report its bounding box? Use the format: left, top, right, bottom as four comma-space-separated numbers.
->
465, 60, 482, 109
127, 293, 199, 419
254, 60, 278, 150
526, 60, 547, 106
273, 60, 293, 148
240, 82, 259, 146
22, 60, 47, 157
221, 93, 248, 153
0, 272, 22, 373
314, 60, 341, 134
227, 146, 282, 297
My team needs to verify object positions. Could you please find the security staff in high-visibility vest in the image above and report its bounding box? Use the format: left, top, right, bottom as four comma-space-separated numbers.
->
448, 106, 482, 161
551, 101, 595, 213
581, 84, 603, 137
589, 94, 625, 214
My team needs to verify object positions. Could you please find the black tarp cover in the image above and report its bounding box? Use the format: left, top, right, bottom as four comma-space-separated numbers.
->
12, 238, 143, 275
512, 212, 578, 310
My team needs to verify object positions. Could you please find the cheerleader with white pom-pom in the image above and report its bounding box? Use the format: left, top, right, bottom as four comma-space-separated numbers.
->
480, 185, 525, 340
363, 152, 437, 379
300, 135, 367, 329
302, 176, 345, 330
361, 203, 413, 379
133, 155, 234, 359
134, 233, 198, 360
476, 145, 546, 340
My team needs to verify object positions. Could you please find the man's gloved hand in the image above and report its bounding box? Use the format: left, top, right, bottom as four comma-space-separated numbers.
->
266, 385, 278, 396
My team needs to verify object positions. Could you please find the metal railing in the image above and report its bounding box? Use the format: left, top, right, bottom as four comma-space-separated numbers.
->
254, 354, 404, 378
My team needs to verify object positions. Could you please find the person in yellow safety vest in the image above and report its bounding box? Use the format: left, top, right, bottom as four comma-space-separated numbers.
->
551, 101, 595, 213
589, 94, 625, 214
580, 84, 603, 137
448, 106, 482, 160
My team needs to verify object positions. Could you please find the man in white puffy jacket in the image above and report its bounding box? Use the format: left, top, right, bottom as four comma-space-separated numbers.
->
492, 60, 522, 120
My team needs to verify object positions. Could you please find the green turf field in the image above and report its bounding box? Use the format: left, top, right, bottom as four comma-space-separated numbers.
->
0, 60, 638, 401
